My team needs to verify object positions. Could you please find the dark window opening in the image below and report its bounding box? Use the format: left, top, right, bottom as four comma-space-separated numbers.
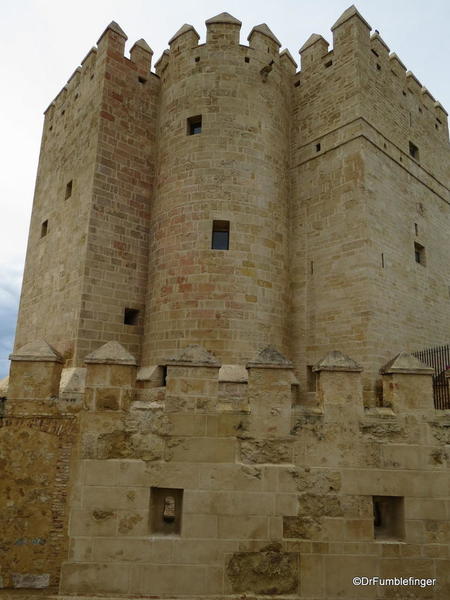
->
212, 220, 230, 250
294, 80, 300, 87
40, 220, 48, 238
195, 56, 200, 63
381, 253, 384, 268
316, 143, 321, 152
418, 106, 422, 113
383, 143, 387, 149
187, 115, 202, 135
373, 496, 405, 541
90, 73, 94, 80
245, 56, 250, 63
414, 223, 419, 236
402, 90, 407, 97
376, 63, 381, 71
49, 125, 53, 131
306, 365, 317, 392
75, 93, 79, 100
409, 141, 419, 160
435, 123, 439, 130
414, 242, 425, 266
61, 109, 65, 116
65, 180, 73, 199
310, 260, 314, 275
138, 76, 147, 84
324, 60, 332, 68
124, 307, 139, 325
161, 365, 168, 387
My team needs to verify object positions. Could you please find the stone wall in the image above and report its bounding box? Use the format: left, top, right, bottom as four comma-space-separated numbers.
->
3, 341, 449, 598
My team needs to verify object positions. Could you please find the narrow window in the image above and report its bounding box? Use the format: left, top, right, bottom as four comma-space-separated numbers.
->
409, 141, 419, 160
414, 223, 419, 236
245, 57, 250, 63
65, 180, 73, 199
316, 143, 321, 152
310, 260, 314, 275
418, 106, 422, 113
40, 220, 48, 238
124, 307, 139, 325
187, 115, 202, 135
194, 56, 200, 63
306, 366, 317, 392
373, 496, 405, 541
212, 220, 230, 250
161, 365, 168, 387
381, 253, 384, 268
414, 242, 425, 265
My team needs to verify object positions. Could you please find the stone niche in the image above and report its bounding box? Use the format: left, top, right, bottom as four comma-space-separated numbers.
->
150, 487, 183, 535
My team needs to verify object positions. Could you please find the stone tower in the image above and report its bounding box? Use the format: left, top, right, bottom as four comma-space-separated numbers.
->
3, 8, 450, 598
12, 7, 450, 403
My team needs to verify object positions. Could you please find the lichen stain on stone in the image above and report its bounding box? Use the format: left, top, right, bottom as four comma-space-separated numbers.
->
118, 513, 142, 534
92, 510, 114, 521
226, 542, 298, 595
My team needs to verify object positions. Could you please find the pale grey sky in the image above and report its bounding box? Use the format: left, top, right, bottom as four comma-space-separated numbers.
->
1, 0, 449, 378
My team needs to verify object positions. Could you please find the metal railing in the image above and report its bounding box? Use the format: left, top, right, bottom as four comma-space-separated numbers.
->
412, 344, 450, 410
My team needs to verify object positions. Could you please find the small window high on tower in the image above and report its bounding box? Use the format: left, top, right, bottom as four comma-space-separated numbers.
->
187, 115, 202, 135
409, 141, 419, 160
212, 220, 230, 250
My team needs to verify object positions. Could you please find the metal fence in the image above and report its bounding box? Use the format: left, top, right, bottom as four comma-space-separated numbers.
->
412, 344, 450, 410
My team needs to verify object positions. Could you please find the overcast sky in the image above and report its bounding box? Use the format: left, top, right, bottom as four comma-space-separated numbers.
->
1, 0, 449, 379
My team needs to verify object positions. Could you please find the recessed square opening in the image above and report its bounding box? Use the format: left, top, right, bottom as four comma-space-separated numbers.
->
245, 56, 250, 63
414, 242, 425, 266
306, 365, 317, 392
409, 141, 419, 160
65, 180, 73, 199
373, 496, 405, 541
40, 220, 48, 238
138, 76, 147, 84
150, 487, 183, 535
212, 220, 230, 250
124, 307, 139, 325
195, 56, 200, 63
187, 115, 202, 135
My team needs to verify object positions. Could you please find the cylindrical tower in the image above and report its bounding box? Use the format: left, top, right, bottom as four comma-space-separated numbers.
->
142, 13, 293, 365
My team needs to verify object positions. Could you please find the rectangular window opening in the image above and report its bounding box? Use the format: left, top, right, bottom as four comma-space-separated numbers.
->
161, 365, 168, 387
138, 76, 147, 84
414, 223, 418, 236
150, 487, 183, 535
124, 307, 139, 325
187, 115, 202, 135
373, 496, 405, 541
414, 242, 425, 266
195, 56, 200, 63
212, 220, 230, 250
409, 141, 419, 160
316, 143, 321, 152
245, 56, 250, 63
65, 180, 73, 199
306, 365, 317, 393
381, 253, 384, 268
40, 220, 48, 238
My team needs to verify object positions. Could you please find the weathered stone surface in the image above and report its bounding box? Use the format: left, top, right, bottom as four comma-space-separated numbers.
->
239, 437, 293, 464
226, 543, 298, 595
